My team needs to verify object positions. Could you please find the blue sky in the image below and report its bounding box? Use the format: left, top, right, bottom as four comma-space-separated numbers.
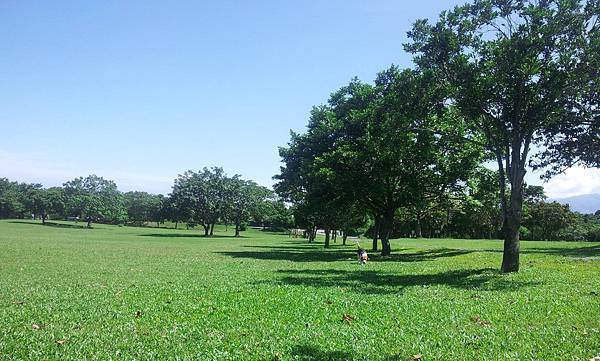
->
1, 0, 598, 198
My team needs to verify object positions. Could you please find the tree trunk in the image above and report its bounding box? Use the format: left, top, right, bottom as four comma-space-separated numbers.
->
415, 216, 422, 238
324, 228, 330, 248
309, 226, 317, 243
175, 221, 178, 229
342, 231, 347, 245
210, 223, 215, 236
87, 218, 92, 228
372, 215, 380, 251
502, 172, 525, 273
333, 230, 337, 243
203, 224, 210, 236
380, 211, 394, 256
42, 212, 47, 224
235, 218, 240, 237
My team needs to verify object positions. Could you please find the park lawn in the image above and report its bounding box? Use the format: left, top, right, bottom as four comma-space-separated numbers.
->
0, 220, 598, 360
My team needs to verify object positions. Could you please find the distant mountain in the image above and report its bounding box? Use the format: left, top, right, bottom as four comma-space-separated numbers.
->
550, 194, 600, 214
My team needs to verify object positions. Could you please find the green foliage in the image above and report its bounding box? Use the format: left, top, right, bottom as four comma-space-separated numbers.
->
0, 178, 27, 218
251, 199, 294, 231
406, 0, 599, 272
276, 67, 484, 253
63, 175, 127, 225
0, 220, 598, 359
123, 191, 164, 226
523, 202, 575, 241
170, 167, 283, 236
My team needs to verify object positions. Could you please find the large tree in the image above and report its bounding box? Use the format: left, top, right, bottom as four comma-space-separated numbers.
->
63, 175, 126, 227
35, 187, 66, 223
123, 191, 164, 226
0, 178, 25, 218
322, 68, 483, 255
171, 167, 229, 236
406, 0, 599, 272
227, 177, 271, 237
276, 67, 483, 254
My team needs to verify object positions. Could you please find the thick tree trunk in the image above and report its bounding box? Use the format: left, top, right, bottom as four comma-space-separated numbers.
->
210, 223, 215, 236
87, 219, 92, 228
235, 218, 240, 237
380, 211, 394, 256
502, 172, 525, 273
372, 216, 380, 251
498, 132, 529, 273
324, 228, 330, 249
342, 231, 347, 245
203, 224, 210, 236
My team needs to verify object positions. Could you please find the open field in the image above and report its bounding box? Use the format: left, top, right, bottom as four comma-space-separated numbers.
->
0, 220, 599, 360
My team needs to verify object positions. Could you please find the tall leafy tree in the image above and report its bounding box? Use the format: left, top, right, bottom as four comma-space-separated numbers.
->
123, 191, 164, 226
63, 175, 126, 227
35, 187, 66, 223
321, 68, 483, 255
0, 178, 25, 218
227, 177, 272, 237
171, 167, 229, 236
406, 0, 599, 271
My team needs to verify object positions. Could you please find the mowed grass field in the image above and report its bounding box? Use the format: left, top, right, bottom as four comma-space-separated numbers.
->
0, 220, 598, 360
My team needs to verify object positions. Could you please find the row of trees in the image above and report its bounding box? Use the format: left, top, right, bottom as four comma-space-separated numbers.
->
0, 175, 157, 227
0, 169, 294, 235
389, 177, 600, 243
275, 0, 599, 272
169, 167, 291, 236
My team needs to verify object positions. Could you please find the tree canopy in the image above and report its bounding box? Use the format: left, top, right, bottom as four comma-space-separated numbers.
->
405, 0, 599, 272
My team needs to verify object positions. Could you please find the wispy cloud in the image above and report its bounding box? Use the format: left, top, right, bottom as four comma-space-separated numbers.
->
0, 149, 173, 194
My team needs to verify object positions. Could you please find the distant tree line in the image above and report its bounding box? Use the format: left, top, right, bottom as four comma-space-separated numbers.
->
0, 169, 293, 235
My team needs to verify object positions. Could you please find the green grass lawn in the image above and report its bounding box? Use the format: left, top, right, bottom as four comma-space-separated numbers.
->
0, 220, 598, 360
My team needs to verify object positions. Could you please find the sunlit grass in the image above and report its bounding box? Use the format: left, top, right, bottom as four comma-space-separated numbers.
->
1, 220, 598, 360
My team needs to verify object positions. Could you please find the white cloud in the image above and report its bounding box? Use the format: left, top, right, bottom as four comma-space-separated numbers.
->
542, 166, 600, 198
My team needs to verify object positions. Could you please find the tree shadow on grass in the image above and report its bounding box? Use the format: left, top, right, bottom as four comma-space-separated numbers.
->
272, 268, 537, 295
522, 245, 600, 258
220, 248, 356, 262
139, 233, 247, 239
8, 220, 87, 229
220, 246, 473, 263
280, 345, 354, 361
484, 244, 600, 258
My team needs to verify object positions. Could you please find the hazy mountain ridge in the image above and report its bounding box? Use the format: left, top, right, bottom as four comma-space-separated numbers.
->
549, 193, 600, 214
